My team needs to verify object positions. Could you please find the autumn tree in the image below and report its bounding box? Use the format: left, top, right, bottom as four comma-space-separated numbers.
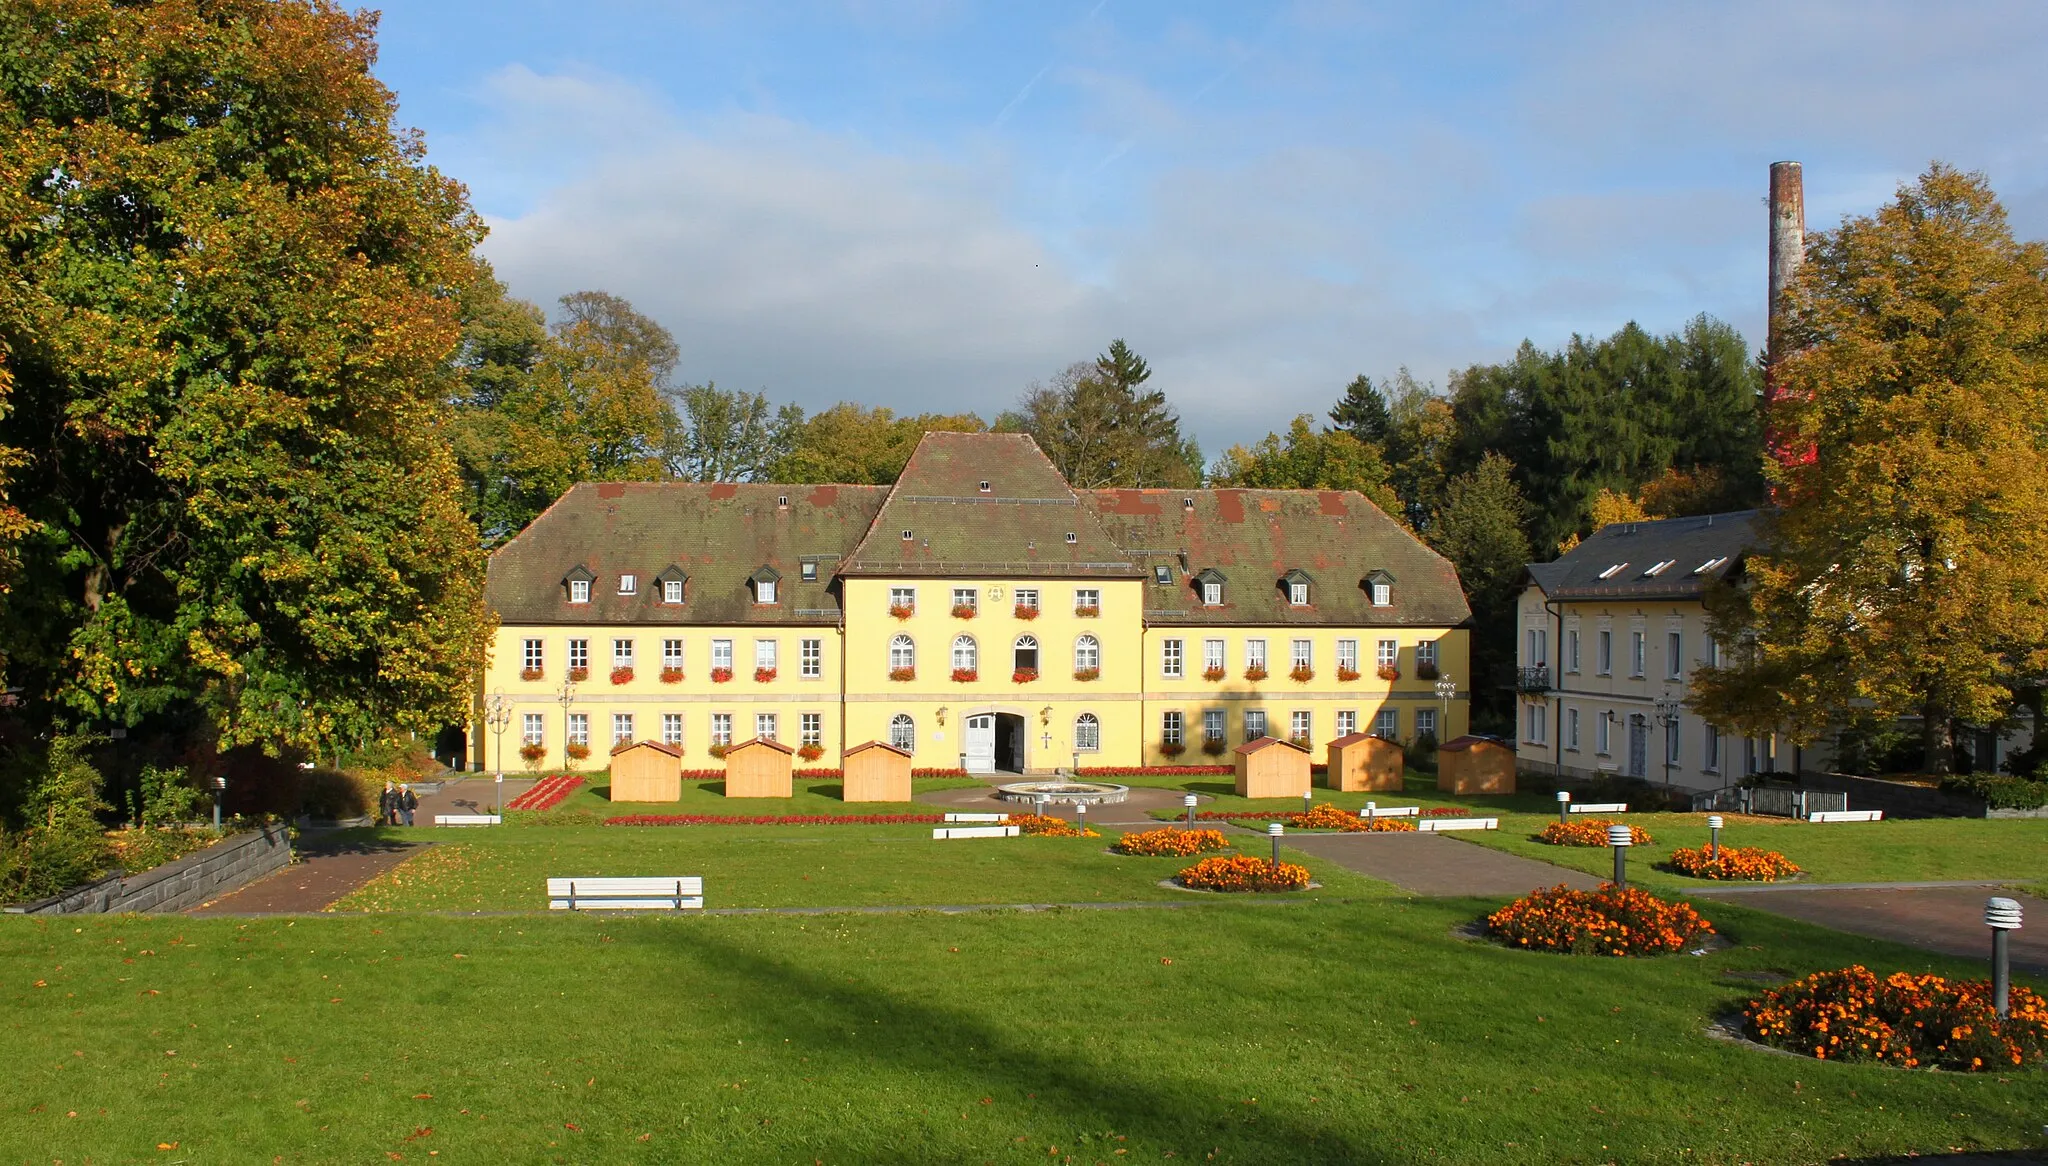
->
1020, 340, 1201, 488
666, 384, 798, 482
770, 403, 985, 484
0, 0, 492, 761
1428, 453, 1533, 729
1692, 165, 2048, 773
1209, 415, 1400, 517
1328, 374, 1390, 443
1382, 370, 1458, 530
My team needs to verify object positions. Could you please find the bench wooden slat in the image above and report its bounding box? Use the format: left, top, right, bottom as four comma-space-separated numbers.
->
547, 897, 705, 911
1417, 817, 1498, 832
1359, 805, 1420, 818
435, 814, 501, 826
1568, 803, 1628, 814
932, 825, 1020, 840
942, 812, 1011, 822
545, 876, 704, 911
1808, 809, 1883, 823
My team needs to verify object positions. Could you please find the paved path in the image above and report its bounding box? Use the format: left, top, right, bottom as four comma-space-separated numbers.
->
917, 782, 1193, 827
1283, 832, 1603, 896
409, 775, 534, 822
1691, 884, 2048, 975
188, 838, 428, 915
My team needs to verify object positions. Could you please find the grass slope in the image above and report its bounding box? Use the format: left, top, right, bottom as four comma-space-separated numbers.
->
4, 902, 2044, 1163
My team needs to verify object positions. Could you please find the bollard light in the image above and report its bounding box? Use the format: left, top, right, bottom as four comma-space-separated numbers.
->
1362, 800, 1377, 820
1706, 814, 1724, 863
212, 776, 227, 830
1556, 789, 1571, 825
1303, 790, 1314, 815
1183, 793, 1198, 828
1607, 822, 1633, 888
1267, 820, 1284, 867
1037, 794, 1049, 820
1987, 897, 2023, 1019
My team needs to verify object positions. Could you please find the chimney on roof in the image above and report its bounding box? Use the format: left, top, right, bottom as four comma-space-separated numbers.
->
1766, 161, 1805, 399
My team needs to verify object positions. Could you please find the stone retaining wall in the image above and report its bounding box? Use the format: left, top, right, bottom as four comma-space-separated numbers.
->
1802, 772, 1988, 820
4, 824, 291, 915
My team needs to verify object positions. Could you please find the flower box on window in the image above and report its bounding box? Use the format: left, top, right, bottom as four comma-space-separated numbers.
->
1202, 666, 1227, 682
1243, 665, 1268, 682
1200, 738, 1227, 756
660, 667, 684, 684
567, 667, 590, 682
1073, 667, 1100, 682
950, 668, 978, 683
1159, 741, 1186, 758
1012, 667, 1039, 684
1013, 604, 1039, 620
797, 743, 825, 762
707, 743, 729, 759
1289, 735, 1313, 750
889, 666, 916, 682
888, 603, 914, 621
950, 603, 977, 619
754, 666, 777, 683
710, 667, 734, 684
610, 666, 634, 685
1073, 605, 1100, 618
519, 667, 544, 682
1377, 664, 1401, 682
1336, 666, 1361, 682
518, 742, 546, 763
1416, 661, 1440, 680
1289, 664, 1314, 683
565, 742, 591, 761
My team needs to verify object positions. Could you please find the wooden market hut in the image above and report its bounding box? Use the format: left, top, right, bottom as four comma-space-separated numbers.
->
609, 740, 683, 802
841, 740, 913, 803
1437, 735, 1516, 795
1324, 732, 1403, 792
723, 737, 795, 798
1234, 736, 1311, 799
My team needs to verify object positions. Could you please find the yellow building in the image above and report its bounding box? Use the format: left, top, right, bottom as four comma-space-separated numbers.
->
475, 432, 1470, 775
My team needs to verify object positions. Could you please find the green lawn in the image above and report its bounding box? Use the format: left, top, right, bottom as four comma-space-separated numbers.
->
5, 899, 2045, 1162
330, 824, 1378, 912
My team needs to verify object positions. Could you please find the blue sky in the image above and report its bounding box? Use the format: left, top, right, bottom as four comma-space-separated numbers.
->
368, 1, 2048, 454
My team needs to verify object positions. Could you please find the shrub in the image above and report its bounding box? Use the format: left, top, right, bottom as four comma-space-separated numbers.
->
130, 765, 206, 828
1005, 813, 1097, 838
1176, 854, 1311, 892
753, 666, 777, 683
1289, 664, 1314, 683
1667, 845, 1801, 881
1486, 884, 1713, 956
950, 668, 977, 682
1943, 772, 2048, 810
1114, 828, 1231, 856
1539, 818, 1653, 847
297, 768, 374, 821
1746, 967, 2048, 1070
610, 666, 634, 684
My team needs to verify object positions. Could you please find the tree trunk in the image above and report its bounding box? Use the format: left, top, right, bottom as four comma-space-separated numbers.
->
1920, 697, 1953, 775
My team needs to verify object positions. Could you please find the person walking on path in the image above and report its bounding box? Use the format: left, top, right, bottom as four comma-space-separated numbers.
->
380, 781, 398, 827
398, 784, 418, 827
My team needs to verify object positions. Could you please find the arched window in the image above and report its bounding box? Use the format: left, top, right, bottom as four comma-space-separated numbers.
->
1074, 713, 1101, 752
1074, 634, 1100, 673
889, 713, 915, 752
1013, 635, 1039, 673
951, 635, 978, 673
889, 634, 916, 672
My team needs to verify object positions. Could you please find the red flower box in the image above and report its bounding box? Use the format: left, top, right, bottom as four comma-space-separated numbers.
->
610, 666, 634, 684
518, 742, 546, 763
950, 668, 978, 682
1073, 605, 1100, 618
890, 666, 916, 682
1013, 604, 1039, 620
888, 603, 914, 620
1202, 666, 1227, 682
1336, 666, 1361, 682
711, 667, 733, 684
754, 666, 777, 683
519, 667, 544, 681
1073, 667, 1100, 682
1377, 664, 1401, 681
1159, 741, 1186, 757
1012, 667, 1038, 683
1416, 661, 1440, 679
797, 743, 825, 762
660, 667, 684, 684
1200, 739, 1227, 756
707, 743, 729, 759
568, 667, 590, 682
1289, 664, 1314, 683
564, 742, 591, 761
1243, 665, 1268, 682
951, 603, 977, 619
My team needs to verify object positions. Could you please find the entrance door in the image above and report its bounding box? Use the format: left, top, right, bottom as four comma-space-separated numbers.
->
996, 713, 1024, 773
964, 715, 996, 774
1627, 715, 1648, 779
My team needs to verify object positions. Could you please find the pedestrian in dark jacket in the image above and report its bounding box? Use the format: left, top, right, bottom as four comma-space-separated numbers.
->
380, 781, 398, 827
399, 784, 418, 827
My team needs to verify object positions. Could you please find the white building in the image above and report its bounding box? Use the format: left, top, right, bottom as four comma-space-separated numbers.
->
1513, 511, 1801, 791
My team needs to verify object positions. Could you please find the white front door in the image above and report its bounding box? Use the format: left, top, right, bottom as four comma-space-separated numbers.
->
964, 715, 996, 774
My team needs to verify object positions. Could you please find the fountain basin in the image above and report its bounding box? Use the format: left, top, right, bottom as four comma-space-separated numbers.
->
994, 780, 1130, 806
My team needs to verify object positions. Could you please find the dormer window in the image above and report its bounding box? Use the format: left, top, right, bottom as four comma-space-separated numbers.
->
1598, 562, 1629, 579
978, 480, 991, 493
801, 561, 818, 582
618, 573, 637, 595
1183, 498, 1194, 510
1064, 531, 1077, 544
750, 565, 782, 606
1643, 560, 1676, 577
1364, 569, 1394, 607
1153, 565, 1172, 585
655, 565, 687, 605
777, 494, 789, 509
901, 529, 913, 541
1694, 556, 1729, 575
1282, 568, 1314, 607
564, 565, 596, 605
1193, 568, 1227, 607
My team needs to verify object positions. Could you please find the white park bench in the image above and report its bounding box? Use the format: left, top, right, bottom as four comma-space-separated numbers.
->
1808, 809, 1883, 823
434, 814, 501, 827
1569, 802, 1628, 814
546, 877, 704, 911
1417, 817, 1499, 832
932, 825, 1021, 840
1358, 805, 1421, 818
942, 812, 1010, 822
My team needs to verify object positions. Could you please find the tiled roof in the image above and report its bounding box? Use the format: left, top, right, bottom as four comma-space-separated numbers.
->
1086, 488, 1471, 627
1527, 510, 1757, 601
841, 432, 1140, 578
485, 480, 887, 625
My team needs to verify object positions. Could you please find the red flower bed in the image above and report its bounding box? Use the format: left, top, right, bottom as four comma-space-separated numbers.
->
793, 767, 844, 779
1540, 818, 1654, 847
1667, 845, 1801, 881
508, 775, 583, 812
607, 813, 946, 827
1290, 804, 1416, 832
912, 768, 969, 778
1114, 827, 1231, 856
1486, 884, 1713, 956
1077, 765, 1233, 777
1176, 854, 1311, 893
1001, 813, 1097, 837
1745, 966, 2048, 1070
1421, 806, 1471, 817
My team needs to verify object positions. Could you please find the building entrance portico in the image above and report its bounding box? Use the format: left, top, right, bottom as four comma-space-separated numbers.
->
963, 711, 1027, 774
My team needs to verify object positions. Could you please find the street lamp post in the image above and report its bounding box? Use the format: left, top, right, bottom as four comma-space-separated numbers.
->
556, 675, 578, 771
484, 691, 513, 778
1434, 673, 1456, 738
211, 776, 227, 830
1653, 693, 1682, 787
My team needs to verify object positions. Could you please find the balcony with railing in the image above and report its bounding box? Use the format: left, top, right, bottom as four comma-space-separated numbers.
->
1513, 665, 1552, 693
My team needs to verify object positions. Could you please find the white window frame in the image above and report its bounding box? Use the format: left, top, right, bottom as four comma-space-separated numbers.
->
1289, 581, 1309, 606
1074, 713, 1101, 751
757, 579, 777, 606
612, 713, 634, 747
711, 713, 733, 747
889, 714, 915, 751
1161, 710, 1184, 746
1597, 630, 1613, 676
1566, 707, 1581, 751
1376, 639, 1398, 669
662, 638, 685, 670
800, 712, 823, 747
1074, 588, 1100, 613
521, 713, 544, 746
1013, 635, 1039, 672
952, 635, 978, 673
755, 639, 777, 671
1289, 710, 1312, 743
1370, 581, 1391, 606
619, 573, 636, 595
1566, 629, 1580, 673
1374, 708, 1399, 740
613, 638, 634, 669
889, 586, 916, 614
756, 712, 777, 742
800, 638, 822, 679
1631, 631, 1646, 678
1666, 630, 1683, 680
1290, 639, 1312, 671
952, 587, 977, 614
1416, 639, 1437, 668
522, 638, 544, 672
1595, 713, 1611, 756
711, 639, 733, 672
1161, 638, 1184, 678
1204, 638, 1226, 673
1526, 628, 1548, 667
1335, 710, 1357, 736
1704, 724, 1721, 773
569, 578, 591, 604
1243, 709, 1267, 741
1074, 635, 1100, 673
1202, 709, 1226, 743
661, 713, 684, 747
1014, 587, 1039, 613
1414, 708, 1437, 740
1202, 582, 1223, 607
1524, 703, 1545, 744
567, 713, 589, 747
662, 578, 684, 604
1245, 639, 1267, 670
890, 634, 916, 672
1336, 639, 1358, 673
1666, 715, 1682, 764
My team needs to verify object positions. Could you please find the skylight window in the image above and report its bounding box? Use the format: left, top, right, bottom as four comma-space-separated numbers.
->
1597, 563, 1629, 580
1693, 556, 1728, 575
1643, 560, 1676, 577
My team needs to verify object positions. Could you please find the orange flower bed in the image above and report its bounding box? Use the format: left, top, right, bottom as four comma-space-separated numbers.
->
1667, 844, 1801, 881
1539, 818, 1653, 847
1004, 813, 1098, 838
1745, 966, 2048, 1070
1286, 803, 1417, 833
1176, 854, 1311, 893
1113, 827, 1231, 857
1486, 884, 1713, 956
